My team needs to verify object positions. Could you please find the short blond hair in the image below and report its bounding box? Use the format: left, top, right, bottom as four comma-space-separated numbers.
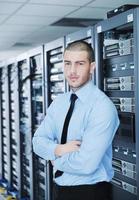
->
64, 40, 95, 63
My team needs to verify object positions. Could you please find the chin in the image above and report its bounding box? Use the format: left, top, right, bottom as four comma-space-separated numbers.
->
70, 83, 80, 89
68, 79, 84, 88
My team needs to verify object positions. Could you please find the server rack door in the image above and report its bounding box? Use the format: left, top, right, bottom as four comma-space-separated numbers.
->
8, 62, 21, 199
18, 57, 34, 200
44, 37, 66, 200
29, 46, 48, 200
0, 66, 11, 187
45, 37, 66, 106
134, 7, 139, 198
0, 67, 2, 178
66, 27, 95, 84
95, 8, 139, 200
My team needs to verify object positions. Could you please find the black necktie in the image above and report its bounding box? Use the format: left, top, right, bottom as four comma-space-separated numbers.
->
55, 93, 78, 178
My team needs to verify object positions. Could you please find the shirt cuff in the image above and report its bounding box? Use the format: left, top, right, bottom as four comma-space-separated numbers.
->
49, 143, 59, 160
53, 153, 68, 170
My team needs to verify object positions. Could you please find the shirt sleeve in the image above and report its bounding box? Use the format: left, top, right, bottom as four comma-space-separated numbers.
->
32, 102, 58, 161
54, 102, 119, 175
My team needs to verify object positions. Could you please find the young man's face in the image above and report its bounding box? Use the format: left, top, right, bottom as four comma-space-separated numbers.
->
64, 50, 95, 91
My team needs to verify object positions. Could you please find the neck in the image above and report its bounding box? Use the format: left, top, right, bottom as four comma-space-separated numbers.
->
71, 79, 91, 92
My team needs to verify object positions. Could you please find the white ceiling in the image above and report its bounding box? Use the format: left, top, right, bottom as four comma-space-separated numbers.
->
0, 0, 139, 61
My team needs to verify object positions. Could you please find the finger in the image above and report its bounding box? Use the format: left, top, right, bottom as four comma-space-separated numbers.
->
75, 141, 81, 145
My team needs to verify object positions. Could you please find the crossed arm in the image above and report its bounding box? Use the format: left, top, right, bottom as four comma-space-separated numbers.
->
32, 109, 81, 161
33, 101, 119, 175
54, 140, 81, 157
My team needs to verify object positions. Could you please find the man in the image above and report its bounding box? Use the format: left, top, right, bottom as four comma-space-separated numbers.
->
32, 41, 119, 200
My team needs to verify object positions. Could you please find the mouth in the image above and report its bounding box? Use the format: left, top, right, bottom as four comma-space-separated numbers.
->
69, 76, 79, 82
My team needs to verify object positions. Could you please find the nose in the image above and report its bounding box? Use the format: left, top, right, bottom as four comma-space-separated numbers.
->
70, 63, 76, 74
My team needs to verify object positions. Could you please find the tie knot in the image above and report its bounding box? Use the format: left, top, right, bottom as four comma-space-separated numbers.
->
70, 93, 78, 102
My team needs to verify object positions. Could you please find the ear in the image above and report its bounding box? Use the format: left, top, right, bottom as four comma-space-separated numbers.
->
90, 62, 96, 74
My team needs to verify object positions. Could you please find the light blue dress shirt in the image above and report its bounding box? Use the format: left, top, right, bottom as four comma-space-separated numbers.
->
33, 80, 119, 186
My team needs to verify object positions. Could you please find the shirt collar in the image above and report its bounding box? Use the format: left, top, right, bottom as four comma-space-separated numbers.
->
69, 80, 96, 104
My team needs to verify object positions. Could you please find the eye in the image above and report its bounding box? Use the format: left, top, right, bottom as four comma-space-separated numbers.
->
64, 62, 71, 66
78, 62, 84, 66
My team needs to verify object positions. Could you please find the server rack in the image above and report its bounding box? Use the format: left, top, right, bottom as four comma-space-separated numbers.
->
44, 37, 66, 200
44, 38, 66, 105
66, 26, 94, 46
17, 53, 33, 200
7, 59, 21, 198
0, 62, 6, 179
95, 8, 139, 200
16, 47, 46, 200
0, 66, 2, 179
29, 47, 48, 200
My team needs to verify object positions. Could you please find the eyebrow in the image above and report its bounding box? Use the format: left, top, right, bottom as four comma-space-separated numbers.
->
64, 60, 86, 63
64, 60, 70, 62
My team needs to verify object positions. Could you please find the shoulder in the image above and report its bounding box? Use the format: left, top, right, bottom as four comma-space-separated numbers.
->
94, 86, 114, 106
92, 86, 118, 119
52, 92, 69, 104
47, 92, 69, 110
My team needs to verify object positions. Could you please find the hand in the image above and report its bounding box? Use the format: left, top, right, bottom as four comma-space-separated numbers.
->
55, 140, 81, 157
